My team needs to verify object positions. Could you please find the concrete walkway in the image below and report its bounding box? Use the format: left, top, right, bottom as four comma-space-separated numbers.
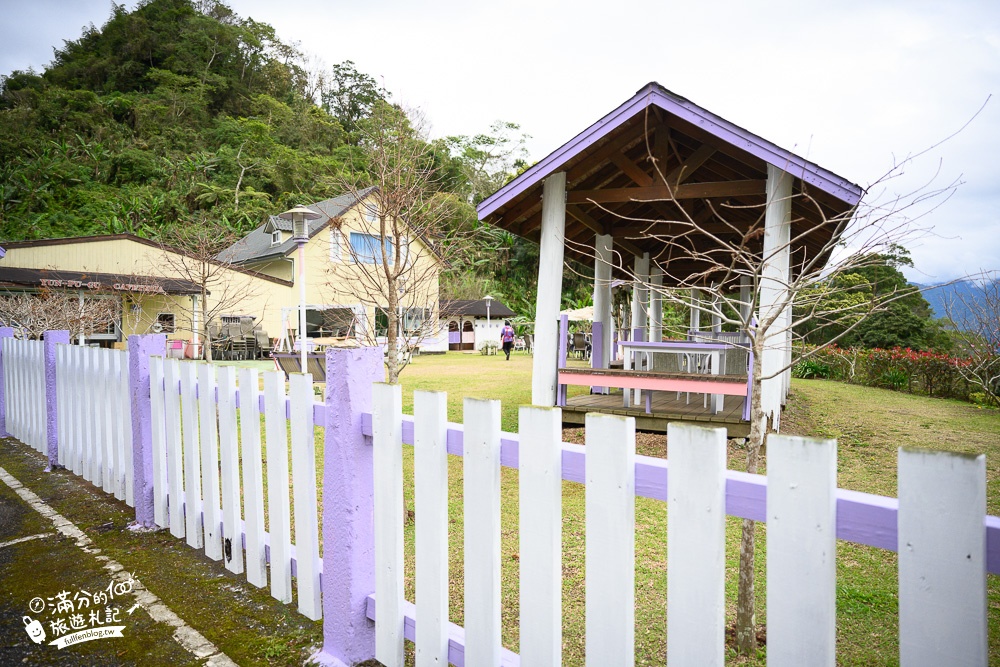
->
0, 439, 322, 666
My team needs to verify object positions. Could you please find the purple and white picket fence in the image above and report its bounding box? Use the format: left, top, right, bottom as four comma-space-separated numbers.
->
56, 344, 134, 504
370, 385, 993, 667
147, 357, 323, 620
1, 337, 46, 452
1, 331, 997, 666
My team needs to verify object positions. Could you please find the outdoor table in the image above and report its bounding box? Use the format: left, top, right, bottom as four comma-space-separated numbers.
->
619, 340, 733, 413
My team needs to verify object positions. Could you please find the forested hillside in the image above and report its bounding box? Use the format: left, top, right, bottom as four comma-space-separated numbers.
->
0, 0, 570, 315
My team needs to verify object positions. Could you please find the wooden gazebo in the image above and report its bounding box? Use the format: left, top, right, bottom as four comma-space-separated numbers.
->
477, 82, 863, 426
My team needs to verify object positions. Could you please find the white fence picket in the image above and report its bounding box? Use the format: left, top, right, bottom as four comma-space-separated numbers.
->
198, 363, 223, 561
180, 360, 204, 548
263, 370, 292, 603
289, 372, 321, 620
463, 397, 502, 667
374, 382, 404, 667
767, 435, 837, 666
109, 351, 125, 501
239, 368, 267, 588
163, 358, 185, 539
898, 448, 987, 666
100, 350, 115, 495
518, 405, 562, 667
217, 365, 244, 575
586, 413, 635, 667
70, 345, 84, 475
84, 346, 99, 484
150, 356, 168, 528
667, 424, 727, 666
117, 350, 134, 506
414, 390, 449, 667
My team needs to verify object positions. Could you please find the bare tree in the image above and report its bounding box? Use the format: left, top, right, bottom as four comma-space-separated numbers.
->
569, 134, 960, 653
154, 221, 266, 360
0, 289, 120, 340
945, 274, 1000, 406
328, 101, 476, 383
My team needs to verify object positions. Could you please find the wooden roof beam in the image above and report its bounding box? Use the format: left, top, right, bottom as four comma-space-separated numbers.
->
566, 206, 645, 258
567, 180, 766, 204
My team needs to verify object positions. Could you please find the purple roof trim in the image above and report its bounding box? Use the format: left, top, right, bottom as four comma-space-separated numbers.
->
477, 82, 863, 220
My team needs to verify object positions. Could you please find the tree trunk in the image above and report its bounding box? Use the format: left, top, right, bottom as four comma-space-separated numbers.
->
735, 343, 767, 655
386, 287, 399, 383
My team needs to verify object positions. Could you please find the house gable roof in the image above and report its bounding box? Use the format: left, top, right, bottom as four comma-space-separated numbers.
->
476, 82, 865, 286
479, 82, 862, 219
218, 187, 378, 265
439, 299, 516, 318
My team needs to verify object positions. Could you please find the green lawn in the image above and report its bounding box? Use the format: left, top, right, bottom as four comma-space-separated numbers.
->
389, 352, 1000, 666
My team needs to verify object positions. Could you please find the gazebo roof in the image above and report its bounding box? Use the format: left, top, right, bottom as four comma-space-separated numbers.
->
477, 82, 864, 284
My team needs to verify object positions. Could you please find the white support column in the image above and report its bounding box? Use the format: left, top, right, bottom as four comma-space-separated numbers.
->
191, 295, 199, 347
760, 164, 792, 429
532, 172, 567, 406
650, 263, 663, 343
689, 288, 702, 334
593, 233, 614, 369
630, 253, 649, 341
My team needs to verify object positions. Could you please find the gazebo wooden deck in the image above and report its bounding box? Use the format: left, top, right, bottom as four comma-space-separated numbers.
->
562, 390, 750, 436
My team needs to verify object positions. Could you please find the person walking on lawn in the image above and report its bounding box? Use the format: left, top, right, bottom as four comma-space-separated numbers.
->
500, 321, 516, 360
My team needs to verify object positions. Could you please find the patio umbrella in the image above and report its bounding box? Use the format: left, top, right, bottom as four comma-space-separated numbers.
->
559, 306, 594, 321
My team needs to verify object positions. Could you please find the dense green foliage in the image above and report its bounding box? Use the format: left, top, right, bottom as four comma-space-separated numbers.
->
0, 0, 563, 316
794, 248, 953, 352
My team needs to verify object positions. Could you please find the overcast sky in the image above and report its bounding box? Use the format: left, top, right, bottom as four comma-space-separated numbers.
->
1, 0, 997, 282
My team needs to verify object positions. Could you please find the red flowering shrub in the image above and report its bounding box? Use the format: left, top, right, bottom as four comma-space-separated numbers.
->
797, 345, 973, 401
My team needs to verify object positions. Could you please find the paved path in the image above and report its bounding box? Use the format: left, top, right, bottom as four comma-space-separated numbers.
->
0, 438, 323, 666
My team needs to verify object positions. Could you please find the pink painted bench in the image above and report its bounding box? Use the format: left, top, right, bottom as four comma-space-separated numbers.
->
557, 367, 750, 416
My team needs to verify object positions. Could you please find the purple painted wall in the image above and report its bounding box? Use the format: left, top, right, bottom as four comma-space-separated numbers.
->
0, 327, 12, 437
313, 346, 383, 667
43, 330, 70, 469
129, 334, 166, 528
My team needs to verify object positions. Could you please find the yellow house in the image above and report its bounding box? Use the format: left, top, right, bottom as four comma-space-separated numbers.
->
0, 188, 445, 353
218, 187, 445, 353
0, 234, 287, 350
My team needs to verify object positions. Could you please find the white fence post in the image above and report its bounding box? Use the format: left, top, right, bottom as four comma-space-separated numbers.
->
519, 405, 563, 667
289, 372, 320, 619
373, 382, 404, 667
198, 362, 223, 561
149, 355, 168, 527
163, 358, 184, 538
414, 390, 449, 667
898, 448, 987, 666
767, 435, 837, 667
586, 413, 635, 667
239, 367, 267, 588
217, 365, 244, 575
667, 423, 727, 667
263, 370, 292, 603
464, 397, 502, 667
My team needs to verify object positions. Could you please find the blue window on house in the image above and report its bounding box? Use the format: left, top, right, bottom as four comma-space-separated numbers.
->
349, 232, 393, 264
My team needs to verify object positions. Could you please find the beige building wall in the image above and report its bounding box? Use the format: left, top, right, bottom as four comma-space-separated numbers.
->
3, 199, 443, 347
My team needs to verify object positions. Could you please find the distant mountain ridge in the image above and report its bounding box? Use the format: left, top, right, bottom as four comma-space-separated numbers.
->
914, 280, 987, 324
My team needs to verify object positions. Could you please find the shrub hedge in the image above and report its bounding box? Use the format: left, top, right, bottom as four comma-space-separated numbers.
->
792, 345, 980, 403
